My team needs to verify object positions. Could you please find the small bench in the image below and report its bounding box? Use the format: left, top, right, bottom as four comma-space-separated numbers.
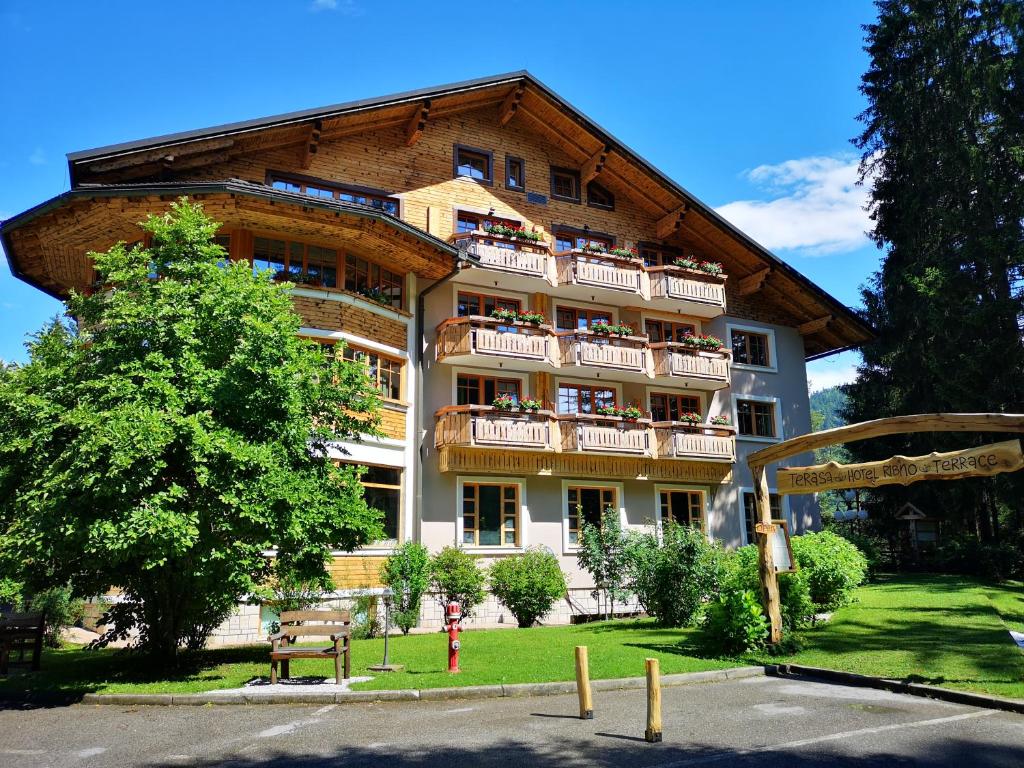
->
269, 610, 351, 685
0, 612, 46, 675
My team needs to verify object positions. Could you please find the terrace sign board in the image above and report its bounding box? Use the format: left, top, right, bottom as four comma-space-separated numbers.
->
776, 439, 1024, 495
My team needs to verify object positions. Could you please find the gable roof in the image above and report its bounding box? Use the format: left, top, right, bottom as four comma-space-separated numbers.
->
52, 71, 872, 357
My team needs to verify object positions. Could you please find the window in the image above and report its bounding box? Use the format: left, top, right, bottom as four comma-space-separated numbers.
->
650, 392, 701, 422
457, 292, 521, 318
742, 491, 783, 545
361, 465, 401, 541
454, 210, 522, 237
505, 156, 525, 191
558, 383, 616, 414
462, 483, 519, 546
345, 254, 404, 308
268, 174, 399, 215
586, 181, 614, 210
457, 374, 521, 406
638, 244, 680, 267
736, 399, 777, 438
550, 167, 581, 203
645, 319, 696, 343
660, 490, 705, 530
454, 144, 493, 184
554, 230, 613, 253
567, 486, 616, 544
732, 329, 771, 367
341, 344, 403, 401
253, 236, 287, 277
556, 305, 612, 331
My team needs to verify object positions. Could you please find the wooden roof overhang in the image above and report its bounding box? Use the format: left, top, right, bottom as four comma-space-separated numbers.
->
0, 179, 460, 300
58, 72, 872, 358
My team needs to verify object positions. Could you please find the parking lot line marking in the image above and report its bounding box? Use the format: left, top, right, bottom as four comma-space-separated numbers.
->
654, 710, 997, 767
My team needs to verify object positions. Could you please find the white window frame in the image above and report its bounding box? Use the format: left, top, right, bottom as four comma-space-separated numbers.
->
456, 475, 527, 553
738, 486, 792, 546
727, 322, 778, 373
561, 479, 625, 554
554, 377, 624, 415
653, 484, 712, 542
732, 393, 783, 443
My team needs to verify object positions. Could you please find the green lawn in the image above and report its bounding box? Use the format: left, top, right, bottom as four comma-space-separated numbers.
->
1, 574, 1021, 701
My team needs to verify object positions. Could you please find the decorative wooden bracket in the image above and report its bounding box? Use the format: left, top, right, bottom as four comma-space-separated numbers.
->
655, 205, 688, 240
581, 145, 610, 186
738, 267, 771, 296
797, 314, 833, 335
301, 119, 323, 169
406, 100, 431, 147
498, 87, 524, 126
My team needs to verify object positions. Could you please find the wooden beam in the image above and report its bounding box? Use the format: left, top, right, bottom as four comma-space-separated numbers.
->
737, 267, 771, 296
797, 314, 833, 336
517, 105, 590, 162
300, 119, 322, 169
86, 138, 235, 173
656, 205, 688, 240
497, 87, 524, 126
754, 463, 783, 645
405, 100, 431, 147
580, 145, 610, 186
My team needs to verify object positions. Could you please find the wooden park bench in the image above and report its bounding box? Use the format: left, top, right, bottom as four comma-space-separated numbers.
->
269, 610, 351, 685
0, 612, 45, 675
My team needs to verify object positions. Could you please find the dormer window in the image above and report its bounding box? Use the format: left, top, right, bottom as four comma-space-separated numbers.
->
454, 145, 493, 185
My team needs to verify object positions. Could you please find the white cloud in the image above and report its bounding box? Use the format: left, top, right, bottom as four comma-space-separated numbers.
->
807, 358, 859, 392
715, 155, 872, 256
311, 0, 337, 8
28, 147, 46, 165
310, 0, 360, 11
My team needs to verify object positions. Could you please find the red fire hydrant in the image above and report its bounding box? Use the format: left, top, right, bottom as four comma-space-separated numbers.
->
446, 601, 462, 674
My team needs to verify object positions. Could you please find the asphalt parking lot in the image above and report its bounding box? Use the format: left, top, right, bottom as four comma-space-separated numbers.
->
2, 674, 1023, 767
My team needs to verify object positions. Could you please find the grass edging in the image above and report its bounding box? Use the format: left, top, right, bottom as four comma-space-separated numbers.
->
79, 665, 767, 706
767, 663, 1024, 716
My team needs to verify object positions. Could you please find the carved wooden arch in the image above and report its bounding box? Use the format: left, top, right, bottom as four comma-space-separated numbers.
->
743, 413, 1024, 644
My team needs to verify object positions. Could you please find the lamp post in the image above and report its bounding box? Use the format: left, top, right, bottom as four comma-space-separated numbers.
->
367, 587, 404, 673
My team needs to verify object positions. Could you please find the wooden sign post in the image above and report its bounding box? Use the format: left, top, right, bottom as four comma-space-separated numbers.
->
746, 414, 1024, 647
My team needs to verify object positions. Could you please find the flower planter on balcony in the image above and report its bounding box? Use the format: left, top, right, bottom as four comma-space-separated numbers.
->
653, 422, 736, 462
650, 343, 731, 390
451, 231, 552, 286
435, 316, 554, 370
647, 265, 727, 317
434, 405, 555, 450
558, 413, 652, 455
557, 330, 649, 381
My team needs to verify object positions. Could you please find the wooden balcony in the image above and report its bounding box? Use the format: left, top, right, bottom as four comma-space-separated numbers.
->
451, 231, 553, 290
654, 423, 736, 462
647, 265, 727, 317
434, 405, 556, 451
559, 414, 653, 456
557, 330, 650, 381
554, 250, 644, 305
650, 343, 731, 390
435, 316, 554, 371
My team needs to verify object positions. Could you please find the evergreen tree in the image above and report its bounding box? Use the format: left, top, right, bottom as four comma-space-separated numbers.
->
848, 0, 1024, 542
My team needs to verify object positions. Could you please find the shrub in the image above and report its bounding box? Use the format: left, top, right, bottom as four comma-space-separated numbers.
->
259, 565, 334, 635
29, 585, 85, 648
703, 587, 768, 654
429, 547, 486, 618
0, 577, 24, 612
790, 531, 868, 610
576, 506, 631, 620
641, 522, 724, 627
830, 527, 886, 576
725, 545, 815, 630
623, 531, 659, 615
489, 547, 567, 628
935, 533, 1023, 582
380, 541, 430, 634
350, 592, 381, 640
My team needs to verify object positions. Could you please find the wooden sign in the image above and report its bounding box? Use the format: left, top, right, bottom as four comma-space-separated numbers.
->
755, 522, 777, 535
777, 439, 1024, 495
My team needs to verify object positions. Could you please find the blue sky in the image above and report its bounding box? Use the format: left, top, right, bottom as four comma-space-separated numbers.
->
0, 0, 881, 389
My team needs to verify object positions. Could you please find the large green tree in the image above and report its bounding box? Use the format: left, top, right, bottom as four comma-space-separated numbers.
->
848, 0, 1024, 542
0, 200, 385, 664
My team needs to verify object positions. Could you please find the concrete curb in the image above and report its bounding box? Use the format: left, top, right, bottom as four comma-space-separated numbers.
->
767, 664, 1024, 716
79, 665, 766, 706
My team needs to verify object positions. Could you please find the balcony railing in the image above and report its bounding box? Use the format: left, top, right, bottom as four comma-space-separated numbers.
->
654, 423, 736, 462
434, 405, 555, 450
557, 330, 648, 375
558, 414, 653, 456
436, 316, 553, 364
650, 343, 731, 388
451, 231, 550, 279
555, 250, 643, 294
648, 265, 727, 309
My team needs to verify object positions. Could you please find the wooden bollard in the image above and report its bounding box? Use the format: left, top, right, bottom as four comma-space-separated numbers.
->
645, 657, 662, 743
575, 645, 593, 719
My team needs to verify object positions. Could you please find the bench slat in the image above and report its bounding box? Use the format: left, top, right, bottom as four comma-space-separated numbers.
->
280, 610, 350, 623
276, 625, 349, 637
270, 648, 346, 659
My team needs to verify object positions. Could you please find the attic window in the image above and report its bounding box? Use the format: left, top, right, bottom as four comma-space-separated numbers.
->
550, 167, 581, 203
454, 145, 493, 185
586, 182, 614, 210
268, 173, 399, 215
